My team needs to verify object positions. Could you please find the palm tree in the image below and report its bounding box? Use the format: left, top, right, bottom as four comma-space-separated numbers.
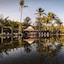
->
19, 0, 28, 22
47, 12, 56, 21
35, 8, 47, 37
47, 12, 58, 32
35, 8, 46, 31
19, 0, 28, 34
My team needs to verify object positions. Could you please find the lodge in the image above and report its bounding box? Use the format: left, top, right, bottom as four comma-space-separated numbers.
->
22, 26, 53, 38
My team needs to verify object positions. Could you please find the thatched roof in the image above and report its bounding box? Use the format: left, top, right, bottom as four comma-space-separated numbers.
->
24, 26, 34, 31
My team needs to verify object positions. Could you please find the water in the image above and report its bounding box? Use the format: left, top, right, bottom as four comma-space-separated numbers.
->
0, 36, 64, 64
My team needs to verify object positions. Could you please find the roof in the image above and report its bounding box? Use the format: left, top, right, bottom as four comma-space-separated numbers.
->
24, 26, 34, 31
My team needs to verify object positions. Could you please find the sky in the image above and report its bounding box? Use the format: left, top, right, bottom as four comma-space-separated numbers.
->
0, 0, 64, 24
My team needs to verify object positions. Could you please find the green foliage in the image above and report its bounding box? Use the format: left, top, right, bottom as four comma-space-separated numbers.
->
0, 7, 63, 33
20, 0, 24, 6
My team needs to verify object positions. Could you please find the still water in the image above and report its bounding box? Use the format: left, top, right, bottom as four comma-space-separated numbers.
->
0, 36, 64, 64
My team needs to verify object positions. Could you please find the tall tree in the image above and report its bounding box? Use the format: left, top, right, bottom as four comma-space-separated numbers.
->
19, 0, 28, 22
35, 8, 46, 31
19, 0, 28, 34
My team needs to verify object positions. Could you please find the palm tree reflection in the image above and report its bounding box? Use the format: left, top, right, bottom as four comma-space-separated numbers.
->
34, 37, 63, 64
36, 37, 63, 57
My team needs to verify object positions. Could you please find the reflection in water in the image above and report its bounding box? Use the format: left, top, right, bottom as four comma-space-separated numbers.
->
23, 38, 34, 44
0, 36, 64, 64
